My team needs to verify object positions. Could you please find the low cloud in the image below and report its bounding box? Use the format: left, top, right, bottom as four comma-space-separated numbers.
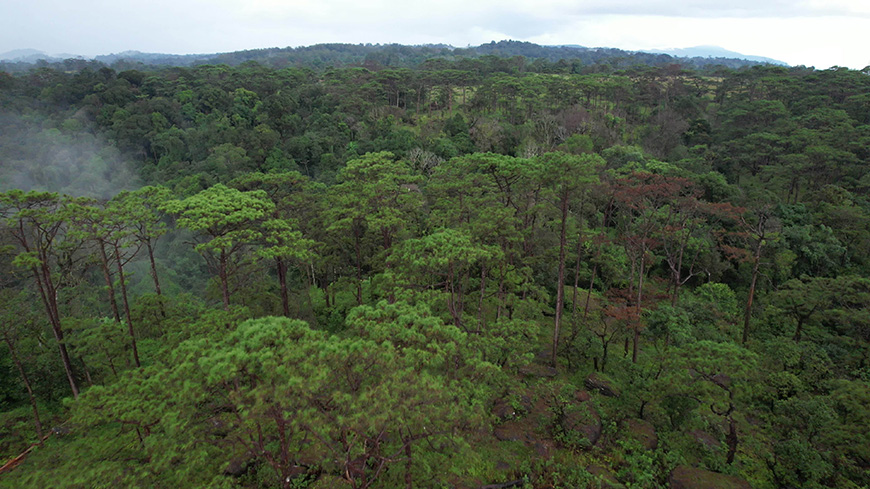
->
0, 112, 140, 199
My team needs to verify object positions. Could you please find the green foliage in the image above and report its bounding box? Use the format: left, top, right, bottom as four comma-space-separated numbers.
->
3, 56, 870, 489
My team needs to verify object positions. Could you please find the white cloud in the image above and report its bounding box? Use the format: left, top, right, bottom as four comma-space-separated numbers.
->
1, 0, 868, 68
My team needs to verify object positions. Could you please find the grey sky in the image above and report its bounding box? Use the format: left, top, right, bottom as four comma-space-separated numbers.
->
1, 0, 868, 68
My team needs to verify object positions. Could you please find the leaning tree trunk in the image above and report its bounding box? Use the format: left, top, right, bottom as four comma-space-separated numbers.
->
33, 264, 79, 399
114, 243, 140, 368
98, 241, 122, 323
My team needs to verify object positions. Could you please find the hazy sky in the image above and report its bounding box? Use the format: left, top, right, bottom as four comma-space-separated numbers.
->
1, 0, 868, 68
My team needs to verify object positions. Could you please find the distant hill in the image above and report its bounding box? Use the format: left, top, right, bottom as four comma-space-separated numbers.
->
0, 48, 86, 64
644, 46, 787, 66
1, 41, 783, 72
94, 50, 216, 65
0, 49, 60, 62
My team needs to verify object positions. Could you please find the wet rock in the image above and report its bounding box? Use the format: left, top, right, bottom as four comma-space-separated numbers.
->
587, 464, 626, 489
563, 404, 602, 448
669, 466, 751, 489
493, 420, 535, 442
625, 419, 658, 450
689, 430, 722, 450
533, 440, 554, 458
493, 399, 517, 421
575, 389, 592, 403
224, 458, 253, 477
585, 372, 621, 397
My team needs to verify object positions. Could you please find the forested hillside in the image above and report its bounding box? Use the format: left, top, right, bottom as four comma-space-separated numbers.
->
0, 54, 869, 489
0, 41, 773, 73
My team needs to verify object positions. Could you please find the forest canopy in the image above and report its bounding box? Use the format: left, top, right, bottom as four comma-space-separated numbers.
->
1, 48, 869, 489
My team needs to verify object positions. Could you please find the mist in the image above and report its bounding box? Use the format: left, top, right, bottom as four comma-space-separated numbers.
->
0, 111, 141, 199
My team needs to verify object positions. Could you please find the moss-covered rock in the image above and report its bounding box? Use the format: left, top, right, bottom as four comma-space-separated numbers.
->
587, 464, 627, 489
624, 418, 657, 449
669, 466, 751, 489
585, 372, 621, 397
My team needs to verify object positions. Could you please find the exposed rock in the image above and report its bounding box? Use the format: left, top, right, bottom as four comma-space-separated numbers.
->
519, 393, 533, 412
585, 372, 621, 397
493, 399, 517, 421
493, 420, 536, 443
587, 464, 626, 489
563, 404, 602, 448
625, 419, 658, 450
669, 466, 751, 489
533, 440, 554, 458
575, 389, 592, 403
689, 430, 722, 450
224, 458, 254, 477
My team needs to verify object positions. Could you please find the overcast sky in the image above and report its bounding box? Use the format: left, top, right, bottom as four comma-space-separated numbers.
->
1, 0, 868, 69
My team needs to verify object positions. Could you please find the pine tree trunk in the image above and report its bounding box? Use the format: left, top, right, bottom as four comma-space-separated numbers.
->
98, 241, 122, 323
552, 191, 569, 367
33, 265, 78, 398
742, 239, 763, 345
276, 257, 290, 317
633, 252, 645, 363
114, 243, 140, 368
219, 249, 231, 310
146, 240, 162, 296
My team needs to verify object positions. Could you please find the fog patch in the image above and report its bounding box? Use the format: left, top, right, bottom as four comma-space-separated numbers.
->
0, 112, 140, 198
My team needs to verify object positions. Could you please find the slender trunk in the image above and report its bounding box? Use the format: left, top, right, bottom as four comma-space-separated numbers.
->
794, 316, 805, 343
144, 240, 166, 317
354, 230, 363, 305
219, 249, 230, 311
276, 257, 290, 317
742, 239, 763, 345
457, 270, 467, 329
571, 232, 583, 321
496, 263, 506, 320
98, 242, 122, 323
477, 264, 487, 331
552, 191, 569, 367
33, 266, 78, 398
583, 265, 597, 319
671, 244, 685, 307
447, 262, 461, 328
81, 357, 93, 386
146, 240, 162, 296
405, 438, 413, 489
725, 416, 738, 464
114, 243, 139, 368
3, 337, 43, 441
633, 252, 645, 363
103, 345, 118, 377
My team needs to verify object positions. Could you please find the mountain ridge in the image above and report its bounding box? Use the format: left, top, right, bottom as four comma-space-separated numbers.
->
1, 41, 786, 70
